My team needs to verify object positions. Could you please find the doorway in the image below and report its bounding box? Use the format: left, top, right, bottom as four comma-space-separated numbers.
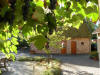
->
71, 41, 76, 54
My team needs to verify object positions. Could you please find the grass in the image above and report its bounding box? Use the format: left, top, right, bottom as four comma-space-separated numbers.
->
17, 56, 45, 61
17, 56, 60, 68
43, 67, 61, 75
17, 56, 60, 62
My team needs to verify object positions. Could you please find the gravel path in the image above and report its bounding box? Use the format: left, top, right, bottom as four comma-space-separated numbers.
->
0, 51, 99, 75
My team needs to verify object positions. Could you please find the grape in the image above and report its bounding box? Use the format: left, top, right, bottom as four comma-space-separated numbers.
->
86, 0, 89, 2
22, 6, 28, 20
49, 0, 57, 10
4, 11, 14, 25
46, 13, 56, 35
0, 0, 16, 25
0, 4, 2, 8
49, 29, 53, 35
76, 0, 80, 2
22, 0, 31, 20
44, 0, 47, 8
66, 1, 71, 10
9, 0, 16, 10
9, 14, 14, 26
67, 2, 71, 7
0, 15, 3, 22
45, 35, 48, 38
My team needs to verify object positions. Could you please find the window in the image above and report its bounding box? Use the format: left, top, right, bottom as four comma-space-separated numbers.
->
81, 42, 84, 45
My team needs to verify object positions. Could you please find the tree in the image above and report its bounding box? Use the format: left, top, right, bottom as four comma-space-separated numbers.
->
0, 0, 99, 60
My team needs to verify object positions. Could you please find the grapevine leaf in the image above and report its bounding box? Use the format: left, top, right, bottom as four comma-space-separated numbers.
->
6, 48, 10, 53
11, 37, 18, 45
10, 45, 17, 54
0, 5, 10, 17
29, 35, 47, 50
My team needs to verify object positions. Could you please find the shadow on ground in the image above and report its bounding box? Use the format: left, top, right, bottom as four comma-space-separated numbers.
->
17, 51, 99, 68
2, 61, 33, 75
55, 54, 99, 68
1, 51, 99, 75
62, 70, 93, 75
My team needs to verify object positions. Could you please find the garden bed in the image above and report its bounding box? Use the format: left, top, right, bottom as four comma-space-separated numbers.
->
17, 56, 61, 75
33, 59, 61, 75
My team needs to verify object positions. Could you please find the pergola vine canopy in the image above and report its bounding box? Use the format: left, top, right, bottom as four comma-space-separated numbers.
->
0, 0, 99, 59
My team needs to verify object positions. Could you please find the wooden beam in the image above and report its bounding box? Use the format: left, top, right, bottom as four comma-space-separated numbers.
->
97, 0, 100, 68
98, 0, 100, 21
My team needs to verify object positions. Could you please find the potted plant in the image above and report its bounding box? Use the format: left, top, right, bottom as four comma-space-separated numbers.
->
90, 51, 99, 61
61, 40, 66, 54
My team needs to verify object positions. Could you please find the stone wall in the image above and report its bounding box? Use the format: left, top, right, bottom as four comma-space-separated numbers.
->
30, 43, 61, 54
30, 38, 91, 54
71, 38, 91, 54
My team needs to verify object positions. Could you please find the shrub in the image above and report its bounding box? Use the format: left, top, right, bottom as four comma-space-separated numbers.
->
90, 51, 99, 59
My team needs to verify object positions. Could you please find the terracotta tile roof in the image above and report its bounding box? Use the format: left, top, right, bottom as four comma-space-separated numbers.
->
92, 28, 100, 34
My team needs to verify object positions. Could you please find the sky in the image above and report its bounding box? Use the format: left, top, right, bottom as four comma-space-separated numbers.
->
96, 20, 100, 26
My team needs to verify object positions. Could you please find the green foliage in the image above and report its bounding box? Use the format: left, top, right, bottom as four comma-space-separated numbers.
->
86, 20, 98, 32
46, 13, 56, 31
34, 0, 44, 7
17, 56, 45, 61
37, 25, 49, 35
0, 39, 4, 49
69, 14, 84, 28
29, 35, 47, 50
43, 68, 61, 75
32, 6, 45, 22
22, 23, 33, 36
48, 31, 64, 49
17, 56, 60, 63
90, 51, 99, 59
14, 0, 24, 25
0, 24, 19, 60
0, 0, 99, 61
0, 5, 10, 17
17, 39, 29, 49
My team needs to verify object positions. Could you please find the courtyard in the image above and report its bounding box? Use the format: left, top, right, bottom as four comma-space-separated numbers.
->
1, 52, 99, 75
0, 0, 100, 75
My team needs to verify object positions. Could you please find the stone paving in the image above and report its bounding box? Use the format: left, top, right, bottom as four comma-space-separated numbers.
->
0, 51, 100, 75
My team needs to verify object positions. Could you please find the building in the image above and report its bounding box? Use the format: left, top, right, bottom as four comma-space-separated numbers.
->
64, 22, 91, 54
30, 22, 92, 54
